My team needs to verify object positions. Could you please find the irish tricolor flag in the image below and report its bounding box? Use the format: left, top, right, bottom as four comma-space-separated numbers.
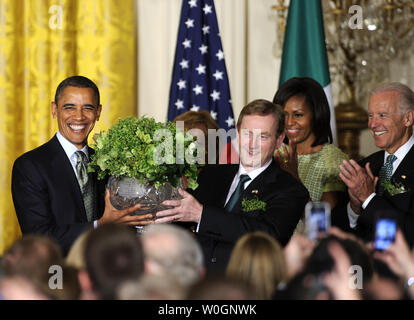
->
279, 0, 337, 145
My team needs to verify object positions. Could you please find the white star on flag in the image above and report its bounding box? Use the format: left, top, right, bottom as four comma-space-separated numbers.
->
210, 111, 217, 120
175, 99, 184, 110
212, 70, 223, 80
216, 50, 224, 60
199, 44, 208, 54
196, 64, 206, 75
168, 0, 235, 130
185, 19, 194, 28
177, 79, 186, 90
193, 84, 203, 95
202, 25, 210, 35
182, 38, 191, 48
179, 59, 189, 69
210, 90, 220, 101
203, 4, 212, 14
225, 116, 234, 127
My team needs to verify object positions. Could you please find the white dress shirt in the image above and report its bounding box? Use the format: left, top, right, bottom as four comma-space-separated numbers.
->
224, 159, 272, 206
348, 133, 414, 228
196, 160, 272, 232
56, 131, 98, 228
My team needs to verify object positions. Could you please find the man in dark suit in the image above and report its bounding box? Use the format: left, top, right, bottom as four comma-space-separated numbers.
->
155, 99, 309, 272
12, 76, 152, 255
337, 82, 414, 247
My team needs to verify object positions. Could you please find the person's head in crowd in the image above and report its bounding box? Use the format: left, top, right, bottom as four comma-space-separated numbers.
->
236, 99, 285, 170
65, 229, 91, 271
364, 259, 407, 300
373, 229, 414, 300
187, 275, 256, 300
53, 265, 82, 300
0, 275, 52, 300
141, 224, 204, 288
52, 75, 102, 149
273, 271, 334, 300
1, 235, 64, 299
117, 274, 186, 300
226, 232, 287, 299
79, 223, 145, 300
280, 236, 362, 300
340, 238, 374, 286
368, 82, 414, 154
174, 110, 219, 164
273, 77, 333, 147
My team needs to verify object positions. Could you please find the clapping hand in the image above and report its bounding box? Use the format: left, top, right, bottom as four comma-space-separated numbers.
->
274, 140, 300, 180
339, 160, 378, 214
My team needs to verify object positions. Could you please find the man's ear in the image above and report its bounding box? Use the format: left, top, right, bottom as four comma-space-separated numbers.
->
96, 105, 102, 121
275, 132, 285, 149
404, 110, 414, 127
51, 101, 57, 118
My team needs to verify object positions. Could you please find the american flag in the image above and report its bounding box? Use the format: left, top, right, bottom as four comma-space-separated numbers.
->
167, 0, 235, 130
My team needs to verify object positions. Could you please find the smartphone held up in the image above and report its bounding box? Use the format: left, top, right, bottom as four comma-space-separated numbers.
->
305, 201, 331, 241
374, 218, 397, 251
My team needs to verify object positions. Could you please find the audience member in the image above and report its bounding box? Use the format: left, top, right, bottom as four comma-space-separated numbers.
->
276, 235, 362, 300
337, 82, 414, 246
65, 229, 91, 270
11, 76, 151, 255
78, 223, 145, 300
117, 274, 185, 300
187, 275, 256, 300
1, 235, 64, 299
283, 233, 316, 280
374, 229, 414, 299
155, 99, 309, 273
141, 224, 204, 288
273, 77, 348, 211
226, 232, 287, 299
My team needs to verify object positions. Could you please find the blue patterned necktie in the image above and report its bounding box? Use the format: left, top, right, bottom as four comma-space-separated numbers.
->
75, 151, 94, 221
225, 174, 251, 212
377, 154, 397, 195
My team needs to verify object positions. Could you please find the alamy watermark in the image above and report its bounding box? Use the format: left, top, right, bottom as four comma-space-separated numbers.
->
48, 264, 63, 290
152, 121, 266, 167
48, 5, 63, 30
349, 265, 363, 290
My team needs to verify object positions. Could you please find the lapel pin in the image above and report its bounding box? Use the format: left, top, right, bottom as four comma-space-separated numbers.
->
252, 190, 259, 194
402, 175, 406, 179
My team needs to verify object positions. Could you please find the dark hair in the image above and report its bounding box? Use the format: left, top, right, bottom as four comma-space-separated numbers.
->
236, 99, 285, 137
84, 224, 145, 299
273, 77, 333, 146
54, 75, 100, 106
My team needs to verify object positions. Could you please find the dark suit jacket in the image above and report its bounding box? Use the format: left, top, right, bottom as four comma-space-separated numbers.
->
11, 135, 106, 255
191, 160, 309, 273
332, 145, 414, 247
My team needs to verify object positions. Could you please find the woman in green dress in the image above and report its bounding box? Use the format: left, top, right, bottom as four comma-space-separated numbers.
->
273, 77, 348, 211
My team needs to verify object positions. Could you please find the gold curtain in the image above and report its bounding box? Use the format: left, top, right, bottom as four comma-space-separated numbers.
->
0, 0, 137, 255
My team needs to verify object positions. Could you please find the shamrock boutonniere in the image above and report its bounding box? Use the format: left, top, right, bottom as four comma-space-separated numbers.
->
381, 178, 410, 196
242, 196, 266, 212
